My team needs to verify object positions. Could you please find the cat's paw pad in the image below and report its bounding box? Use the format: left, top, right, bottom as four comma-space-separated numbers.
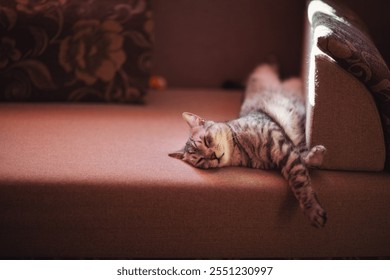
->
305, 204, 327, 228
305, 145, 326, 168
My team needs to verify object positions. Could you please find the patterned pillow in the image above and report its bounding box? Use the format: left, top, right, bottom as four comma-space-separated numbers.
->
310, 0, 390, 169
0, 0, 153, 103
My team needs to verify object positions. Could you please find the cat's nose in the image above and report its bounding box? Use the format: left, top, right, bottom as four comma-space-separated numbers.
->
210, 152, 217, 160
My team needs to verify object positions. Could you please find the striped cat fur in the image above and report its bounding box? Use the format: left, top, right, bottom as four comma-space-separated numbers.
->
169, 64, 327, 228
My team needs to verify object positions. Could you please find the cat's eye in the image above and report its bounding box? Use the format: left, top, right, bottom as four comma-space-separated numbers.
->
189, 138, 198, 149
204, 136, 212, 148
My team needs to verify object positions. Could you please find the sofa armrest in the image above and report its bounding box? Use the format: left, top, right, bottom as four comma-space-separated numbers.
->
305, 48, 385, 171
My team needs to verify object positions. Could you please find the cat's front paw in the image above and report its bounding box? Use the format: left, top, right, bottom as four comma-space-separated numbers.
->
305, 203, 327, 228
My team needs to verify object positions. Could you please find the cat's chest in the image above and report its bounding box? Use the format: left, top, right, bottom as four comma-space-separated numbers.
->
231, 131, 278, 169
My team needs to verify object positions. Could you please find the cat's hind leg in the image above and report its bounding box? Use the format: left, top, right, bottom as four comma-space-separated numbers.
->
303, 145, 326, 168
282, 77, 304, 101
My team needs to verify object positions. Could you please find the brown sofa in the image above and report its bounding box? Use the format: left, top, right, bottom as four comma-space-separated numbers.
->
1, 0, 390, 259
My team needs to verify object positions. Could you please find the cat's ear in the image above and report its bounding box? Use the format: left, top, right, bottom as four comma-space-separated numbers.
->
169, 150, 185, 159
182, 112, 205, 128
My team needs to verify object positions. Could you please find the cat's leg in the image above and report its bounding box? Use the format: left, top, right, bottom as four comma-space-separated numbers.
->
282, 77, 304, 101
274, 142, 327, 227
245, 63, 281, 95
283, 150, 327, 227
303, 145, 326, 168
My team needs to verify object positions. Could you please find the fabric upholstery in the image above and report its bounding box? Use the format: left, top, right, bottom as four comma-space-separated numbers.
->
306, 53, 385, 171
0, 0, 152, 103
1, 89, 390, 259
308, 0, 390, 168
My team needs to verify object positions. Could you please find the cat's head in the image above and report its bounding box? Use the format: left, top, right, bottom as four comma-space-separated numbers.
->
169, 112, 231, 169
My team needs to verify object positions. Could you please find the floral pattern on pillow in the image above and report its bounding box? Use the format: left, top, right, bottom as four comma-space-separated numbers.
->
311, 1, 390, 169
0, 0, 153, 103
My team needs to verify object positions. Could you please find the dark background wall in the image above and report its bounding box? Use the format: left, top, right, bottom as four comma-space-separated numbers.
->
152, 0, 390, 87
338, 0, 390, 65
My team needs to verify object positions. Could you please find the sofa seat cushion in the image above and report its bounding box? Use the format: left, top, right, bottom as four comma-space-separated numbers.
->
0, 89, 242, 186
1, 89, 390, 259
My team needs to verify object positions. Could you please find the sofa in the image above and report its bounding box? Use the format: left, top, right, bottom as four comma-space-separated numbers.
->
1, 0, 390, 259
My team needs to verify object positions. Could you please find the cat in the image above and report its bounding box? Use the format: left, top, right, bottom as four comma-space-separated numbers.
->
169, 64, 327, 228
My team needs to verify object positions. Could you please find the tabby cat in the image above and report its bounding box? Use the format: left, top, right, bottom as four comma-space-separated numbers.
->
169, 64, 327, 227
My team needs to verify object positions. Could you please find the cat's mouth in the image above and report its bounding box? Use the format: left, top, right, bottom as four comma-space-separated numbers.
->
216, 152, 225, 164
208, 152, 225, 164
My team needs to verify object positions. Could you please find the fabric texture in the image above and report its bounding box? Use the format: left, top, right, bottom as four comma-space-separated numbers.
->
310, 0, 390, 168
0, 0, 153, 103
1, 89, 390, 259
307, 54, 385, 171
